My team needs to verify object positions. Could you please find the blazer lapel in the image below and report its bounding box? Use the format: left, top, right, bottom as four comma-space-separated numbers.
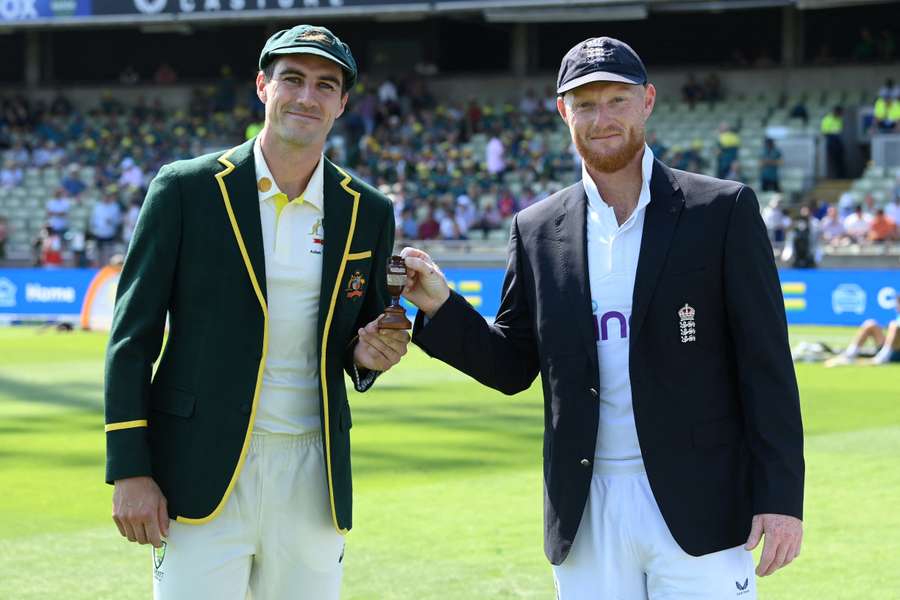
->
557, 184, 598, 359
215, 139, 267, 303
630, 160, 684, 346
317, 159, 359, 346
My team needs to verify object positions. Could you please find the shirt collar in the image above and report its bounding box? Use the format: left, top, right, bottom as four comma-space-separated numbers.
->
582, 144, 655, 222
253, 137, 324, 212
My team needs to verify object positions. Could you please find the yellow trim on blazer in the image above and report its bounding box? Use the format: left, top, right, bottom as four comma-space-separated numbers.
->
347, 250, 372, 260
321, 164, 361, 535
104, 420, 148, 432
176, 145, 270, 525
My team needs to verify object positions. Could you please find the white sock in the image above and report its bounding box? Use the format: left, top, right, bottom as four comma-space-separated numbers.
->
844, 343, 859, 357
872, 345, 893, 364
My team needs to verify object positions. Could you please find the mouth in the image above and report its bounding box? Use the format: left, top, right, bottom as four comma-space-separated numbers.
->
285, 111, 321, 122
591, 133, 622, 141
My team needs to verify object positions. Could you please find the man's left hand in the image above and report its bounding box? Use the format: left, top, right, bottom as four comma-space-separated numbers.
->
744, 513, 803, 576
352, 316, 410, 372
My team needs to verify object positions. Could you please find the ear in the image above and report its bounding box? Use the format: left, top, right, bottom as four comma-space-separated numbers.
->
556, 95, 568, 123
256, 71, 268, 105
643, 83, 656, 118
336, 92, 349, 120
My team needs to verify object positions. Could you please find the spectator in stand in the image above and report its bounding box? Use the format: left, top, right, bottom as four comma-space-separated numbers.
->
821, 106, 846, 178
456, 187, 478, 231
681, 74, 703, 108
90, 187, 123, 266
378, 77, 398, 105
762, 194, 791, 244
819, 205, 847, 246
868, 208, 897, 243
724, 160, 744, 183
520, 89, 539, 116
0, 216, 7, 260
853, 28, 877, 61
46, 187, 74, 236
703, 73, 723, 103
0, 158, 22, 188
716, 123, 741, 179
33, 140, 64, 167
118, 156, 144, 190
878, 78, 900, 100
485, 128, 506, 180
399, 207, 418, 240
119, 65, 140, 85
154, 63, 178, 85
759, 138, 783, 191
788, 99, 809, 126
122, 196, 142, 247
873, 89, 900, 133
781, 206, 819, 268
417, 208, 440, 240
61, 164, 86, 197
476, 198, 502, 239
885, 182, 900, 222
647, 131, 668, 163
843, 204, 873, 243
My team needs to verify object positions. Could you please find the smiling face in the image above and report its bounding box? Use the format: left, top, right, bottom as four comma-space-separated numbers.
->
256, 54, 348, 151
557, 81, 655, 174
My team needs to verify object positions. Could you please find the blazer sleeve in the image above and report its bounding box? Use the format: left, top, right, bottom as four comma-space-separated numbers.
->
724, 185, 804, 519
104, 165, 181, 484
412, 214, 540, 395
344, 200, 395, 392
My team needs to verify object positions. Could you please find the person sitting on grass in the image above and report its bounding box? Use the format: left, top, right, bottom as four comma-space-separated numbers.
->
828, 295, 900, 366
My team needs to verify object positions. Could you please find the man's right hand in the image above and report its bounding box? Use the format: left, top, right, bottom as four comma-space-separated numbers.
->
112, 476, 169, 548
400, 247, 451, 318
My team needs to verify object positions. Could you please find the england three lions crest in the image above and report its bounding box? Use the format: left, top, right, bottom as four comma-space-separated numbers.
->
678, 303, 696, 344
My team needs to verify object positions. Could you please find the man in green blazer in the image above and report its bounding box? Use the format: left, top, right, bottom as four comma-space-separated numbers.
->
104, 25, 409, 599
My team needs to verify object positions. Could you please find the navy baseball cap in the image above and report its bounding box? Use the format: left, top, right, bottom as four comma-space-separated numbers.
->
557, 37, 647, 95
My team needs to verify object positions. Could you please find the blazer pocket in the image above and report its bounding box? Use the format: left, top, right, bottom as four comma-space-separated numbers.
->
692, 415, 742, 449
151, 386, 197, 418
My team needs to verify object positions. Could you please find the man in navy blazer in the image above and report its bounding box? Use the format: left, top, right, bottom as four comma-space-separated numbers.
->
401, 37, 803, 599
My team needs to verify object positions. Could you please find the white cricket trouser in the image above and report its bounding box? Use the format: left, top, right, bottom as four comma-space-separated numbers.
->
152, 431, 344, 600
552, 460, 756, 600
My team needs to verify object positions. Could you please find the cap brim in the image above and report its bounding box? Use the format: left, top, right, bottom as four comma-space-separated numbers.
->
557, 71, 643, 94
268, 46, 352, 73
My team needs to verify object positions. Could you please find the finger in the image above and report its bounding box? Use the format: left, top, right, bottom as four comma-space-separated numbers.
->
122, 520, 138, 543
134, 519, 150, 545
363, 335, 401, 363
764, 538, 790, 576
400, 247, 432, 262
745, 515, 763, 550
159, 503, 170, 539
358, 345, 390, 371
146, 514, 163, 548
756, 536, 776, 577
375, 331, 410, 353
112, 513, 127, 538
403, 256, 438, 276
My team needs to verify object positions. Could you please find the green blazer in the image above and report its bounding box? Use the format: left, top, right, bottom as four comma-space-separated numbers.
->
104, 138, 394, 533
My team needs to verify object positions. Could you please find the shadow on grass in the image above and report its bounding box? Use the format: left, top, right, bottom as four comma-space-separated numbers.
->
0, 375, 103, 413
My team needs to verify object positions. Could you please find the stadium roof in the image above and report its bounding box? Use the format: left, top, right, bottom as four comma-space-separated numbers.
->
0, 0, 893, 29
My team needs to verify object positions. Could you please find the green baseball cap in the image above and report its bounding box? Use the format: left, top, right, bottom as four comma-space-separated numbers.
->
259, 25, 358, 90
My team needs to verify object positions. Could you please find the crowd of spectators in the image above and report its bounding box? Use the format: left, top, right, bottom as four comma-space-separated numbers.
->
3, 67, 900, 267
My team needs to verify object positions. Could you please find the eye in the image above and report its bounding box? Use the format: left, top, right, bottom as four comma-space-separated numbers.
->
319, 82, 337, 91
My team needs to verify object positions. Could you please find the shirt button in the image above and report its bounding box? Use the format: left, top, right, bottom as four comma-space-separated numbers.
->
589, 387, 598, 399
580, 458, 591, 467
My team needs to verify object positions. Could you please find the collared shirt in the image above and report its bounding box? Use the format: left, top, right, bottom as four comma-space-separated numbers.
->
253, 137, 326, 434
583, 145, 654, 464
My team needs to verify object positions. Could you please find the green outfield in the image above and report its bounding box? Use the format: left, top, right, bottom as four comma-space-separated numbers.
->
0, 325, 897, 599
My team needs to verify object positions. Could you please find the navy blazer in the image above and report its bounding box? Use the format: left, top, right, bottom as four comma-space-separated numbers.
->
413, 160, 804, 565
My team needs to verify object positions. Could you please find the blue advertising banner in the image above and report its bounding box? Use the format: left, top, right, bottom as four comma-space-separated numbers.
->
0, 269, 97, 319
417, 268, 899, 327
1, 267, 896, 326
0, 0, 90, 21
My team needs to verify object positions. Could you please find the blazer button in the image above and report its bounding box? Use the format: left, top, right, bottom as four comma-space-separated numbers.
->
589, 387, 598, 399
580, 458, 591, 467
